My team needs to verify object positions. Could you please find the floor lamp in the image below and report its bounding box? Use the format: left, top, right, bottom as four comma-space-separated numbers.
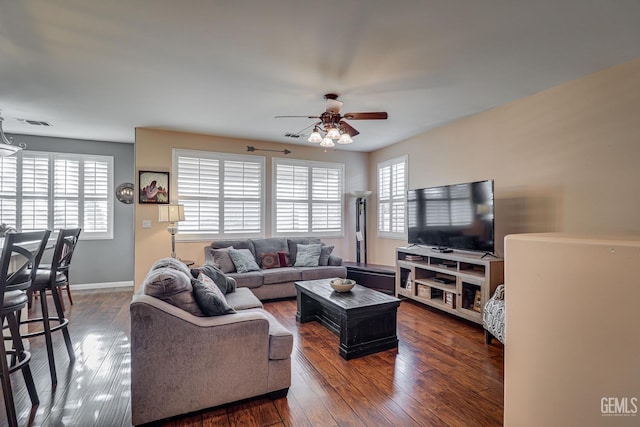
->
158, 204, 185, 258
351, 191, 372, 264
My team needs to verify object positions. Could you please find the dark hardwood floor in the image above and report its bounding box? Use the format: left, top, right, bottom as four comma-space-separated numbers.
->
1, 288, 504, 426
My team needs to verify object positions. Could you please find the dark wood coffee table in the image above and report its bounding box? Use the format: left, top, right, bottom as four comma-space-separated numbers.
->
295, 279, 401, 359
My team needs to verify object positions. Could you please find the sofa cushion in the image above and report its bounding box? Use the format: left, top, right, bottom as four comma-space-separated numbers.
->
150, 257, 192, 277
192, 274, 236, 316
251, 238, 288, 267
224, 287, 263, 310
262, 267, 302, 285
211, 239, 255, 257
209, 247, 236, 273
294, 244, 322, 267
143, 268, 204, 316
227, 271, 263, 289
245, 308, 293, 360
299, 266, 347, 281
193, 264, 236, 294
287, 238, 321, 265
319, 245, 334, 266
228, 248, 261, 273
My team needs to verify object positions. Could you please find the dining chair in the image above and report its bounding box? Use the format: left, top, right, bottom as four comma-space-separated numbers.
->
0, 230, 50, 427
20, 228, 79, 386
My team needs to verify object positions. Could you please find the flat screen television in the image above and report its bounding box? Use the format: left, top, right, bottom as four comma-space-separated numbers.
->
407, 179, 495, 254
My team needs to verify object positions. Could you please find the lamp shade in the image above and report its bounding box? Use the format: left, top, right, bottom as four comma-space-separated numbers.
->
337, 133, 353, 144
320, 137, 335, 148
326, 127, 341, 139
158, 204, 185, 223
349, 190, 372, 198
308, 130, 323, 143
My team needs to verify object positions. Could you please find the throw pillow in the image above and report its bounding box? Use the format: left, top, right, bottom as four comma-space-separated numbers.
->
193, 264, 236, 294
143, 268, 204, 316
150, 257, 192, 277
261, 252, 281, 269
277, 251, 290, 267
293, 243, 322, 267
319, 245, 334, 266
287, 238, 321, 265
192, 275, 236, 316
228, 248, 261, 273
210, 247, 236, 273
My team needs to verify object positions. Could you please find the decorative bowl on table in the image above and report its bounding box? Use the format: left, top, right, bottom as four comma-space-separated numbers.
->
330, 278, 356, 292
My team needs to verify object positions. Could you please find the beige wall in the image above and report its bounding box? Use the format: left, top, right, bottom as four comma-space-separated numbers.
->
368, 58, 640, 265
504, 233, 640, 426
134, 128, 368, 289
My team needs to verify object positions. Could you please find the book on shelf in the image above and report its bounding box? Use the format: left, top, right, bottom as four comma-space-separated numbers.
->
405, 255, 424, 261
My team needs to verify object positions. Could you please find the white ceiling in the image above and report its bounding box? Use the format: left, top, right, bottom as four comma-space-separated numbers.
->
1, 1, 639, 152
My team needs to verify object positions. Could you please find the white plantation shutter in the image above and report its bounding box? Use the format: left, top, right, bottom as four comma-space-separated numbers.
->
275, 164, 308, 233
0, 156, 18, 227
311, 167, 341, 232
0, 152, 112, 238
21, 154, 49, 231
83, 159, 110, 234
174, 149, 264, 239
177, 156, 220, 233
223, 160, 262, 234
273, 158, 344, 236
54, 158, 80, 229
378, 156, 407, 237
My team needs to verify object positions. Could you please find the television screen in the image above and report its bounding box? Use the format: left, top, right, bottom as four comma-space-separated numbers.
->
407, 179, 495, 253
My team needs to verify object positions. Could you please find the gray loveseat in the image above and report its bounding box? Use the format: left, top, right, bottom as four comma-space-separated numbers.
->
204, 237, 347, 300
130, 262, 293, 425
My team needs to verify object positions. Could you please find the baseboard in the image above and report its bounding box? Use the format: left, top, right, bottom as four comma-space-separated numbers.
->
71, 281, 134, 291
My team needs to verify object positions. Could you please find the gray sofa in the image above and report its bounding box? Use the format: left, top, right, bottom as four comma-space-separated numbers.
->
204, 237, 347, 300
130, 282, 293, 425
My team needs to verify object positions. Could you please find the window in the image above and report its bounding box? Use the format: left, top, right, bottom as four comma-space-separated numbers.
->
273, 158, 344, 237
378, 155, 407, 237
173, 149, 265, 240
0, 151, 113, 239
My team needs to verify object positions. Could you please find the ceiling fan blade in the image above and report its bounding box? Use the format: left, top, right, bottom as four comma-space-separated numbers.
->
274, 115, 321, 119
342, 112, 388, 120
338, 120, 359, 137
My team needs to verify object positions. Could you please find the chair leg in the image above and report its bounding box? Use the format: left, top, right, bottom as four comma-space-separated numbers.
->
57, 286, 65, 312
0, 315, 19, 427
40, 288, 58, 386
65, 272, 73, 306
484, 329, 493, 345
51, 284, 75, 362
6, 312, 39, 406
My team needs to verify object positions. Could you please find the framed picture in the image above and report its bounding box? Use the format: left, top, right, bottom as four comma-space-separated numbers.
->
139, 171, 169, 204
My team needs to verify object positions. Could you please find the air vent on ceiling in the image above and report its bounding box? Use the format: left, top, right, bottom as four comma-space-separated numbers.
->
284, 133, 301, 138
16, 118, 51, 126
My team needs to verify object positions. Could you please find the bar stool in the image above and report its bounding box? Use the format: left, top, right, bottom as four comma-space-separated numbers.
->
29, 228, 81, 311
21, 228, 79, 386
1, 230, 50, 427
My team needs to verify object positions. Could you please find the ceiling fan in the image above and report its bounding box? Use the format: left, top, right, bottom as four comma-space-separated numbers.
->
276, 94, 388, 147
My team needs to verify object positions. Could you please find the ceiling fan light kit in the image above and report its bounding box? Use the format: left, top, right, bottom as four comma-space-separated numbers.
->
276, 94, 388, 148
0, 116, 27, 157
